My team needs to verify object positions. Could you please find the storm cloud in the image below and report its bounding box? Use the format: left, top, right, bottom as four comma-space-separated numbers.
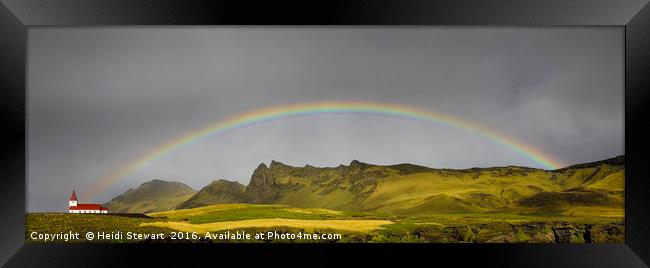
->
27, 27, 623, 211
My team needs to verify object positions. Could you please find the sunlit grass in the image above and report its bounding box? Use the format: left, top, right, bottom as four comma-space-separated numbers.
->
141, 218, 394, 233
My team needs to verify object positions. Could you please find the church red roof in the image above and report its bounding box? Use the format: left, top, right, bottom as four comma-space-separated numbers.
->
69, 190, 78, 201
69, 204, 108, 210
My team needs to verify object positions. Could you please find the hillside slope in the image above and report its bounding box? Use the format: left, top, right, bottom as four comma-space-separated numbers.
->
177, 179, 246, 209
103, 180, 196, 213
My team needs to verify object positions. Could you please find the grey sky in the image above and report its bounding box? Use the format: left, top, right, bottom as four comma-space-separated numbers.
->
27, 27, 623, 212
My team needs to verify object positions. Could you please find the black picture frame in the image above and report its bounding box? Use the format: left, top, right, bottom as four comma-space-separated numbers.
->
1, 0, 649, 266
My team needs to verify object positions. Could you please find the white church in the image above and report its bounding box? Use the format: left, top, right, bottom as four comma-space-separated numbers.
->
68, 190, 109, 213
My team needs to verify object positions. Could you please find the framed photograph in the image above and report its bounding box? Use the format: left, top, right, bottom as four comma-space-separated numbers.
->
1, 0, 649, 266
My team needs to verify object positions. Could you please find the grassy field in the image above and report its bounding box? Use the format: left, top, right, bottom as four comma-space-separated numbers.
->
26, 203, 624, 243
149, 204, 393, 223
142, 218, 393, 233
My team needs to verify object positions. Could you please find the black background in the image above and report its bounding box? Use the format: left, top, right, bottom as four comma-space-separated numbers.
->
1, 0, 649, 267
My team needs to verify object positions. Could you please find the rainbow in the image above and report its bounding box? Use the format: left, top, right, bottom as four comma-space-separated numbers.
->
85, 100, 564, 199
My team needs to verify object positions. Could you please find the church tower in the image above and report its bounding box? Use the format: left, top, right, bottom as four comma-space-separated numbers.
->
69, 190, 78, 207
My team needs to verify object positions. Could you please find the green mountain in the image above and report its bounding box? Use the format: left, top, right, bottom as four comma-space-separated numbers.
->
103, 179, 196, 213
107, 156, 624, 217
225, 156, 622, 216
177, 179, 246, 209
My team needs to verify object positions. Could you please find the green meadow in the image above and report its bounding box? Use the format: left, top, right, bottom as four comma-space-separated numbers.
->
26, 203, 623, 243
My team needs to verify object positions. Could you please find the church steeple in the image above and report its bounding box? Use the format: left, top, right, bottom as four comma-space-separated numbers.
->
69, 190, 78, 207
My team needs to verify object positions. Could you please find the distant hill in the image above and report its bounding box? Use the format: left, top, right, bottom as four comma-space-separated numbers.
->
103, 179, 196, 213
107, 156, 624, 216
177, 179, 246, 209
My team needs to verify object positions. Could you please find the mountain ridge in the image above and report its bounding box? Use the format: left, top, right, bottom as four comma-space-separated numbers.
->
105, 155, 624, 215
